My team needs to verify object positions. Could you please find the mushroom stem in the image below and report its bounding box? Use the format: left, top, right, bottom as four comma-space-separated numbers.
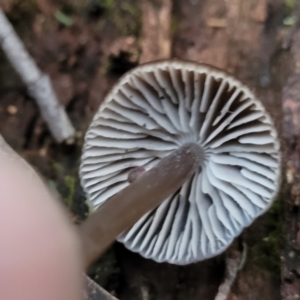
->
79, 142, 204, 268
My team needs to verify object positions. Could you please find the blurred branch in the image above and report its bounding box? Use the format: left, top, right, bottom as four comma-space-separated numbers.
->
84, 275, 118, 300
0, 8, 75, 143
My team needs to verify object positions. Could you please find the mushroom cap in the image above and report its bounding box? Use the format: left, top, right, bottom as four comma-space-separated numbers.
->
80, 60, 281, 265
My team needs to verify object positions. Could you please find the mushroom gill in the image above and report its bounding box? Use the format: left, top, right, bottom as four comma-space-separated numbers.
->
80, 60, 281, 265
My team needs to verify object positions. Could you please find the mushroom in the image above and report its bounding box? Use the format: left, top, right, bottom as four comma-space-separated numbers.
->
80, 60, 281, 265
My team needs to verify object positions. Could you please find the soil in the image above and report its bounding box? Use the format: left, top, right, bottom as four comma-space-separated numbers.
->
0, 0, 298, 299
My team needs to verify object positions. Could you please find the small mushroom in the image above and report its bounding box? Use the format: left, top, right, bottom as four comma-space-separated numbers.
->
80, 60, 281, 265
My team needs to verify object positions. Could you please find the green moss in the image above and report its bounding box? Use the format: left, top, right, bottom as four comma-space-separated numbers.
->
285, 0, 296, 11
98, 0, 115, 9
54, 10, 74, 27
251, 196, 283, 273
97, 0, 141, 37
99, 57, 112, 75
284, 0, 297, 26
51, 161, 77, 209
53, 162, 64, 173
170, 16, 180, 35
64, 175, 76, 208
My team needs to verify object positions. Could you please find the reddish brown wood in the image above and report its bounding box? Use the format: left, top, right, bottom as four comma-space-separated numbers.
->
139, 0, 172, 64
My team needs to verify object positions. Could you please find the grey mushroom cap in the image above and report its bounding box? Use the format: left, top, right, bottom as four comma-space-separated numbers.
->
80, 60, 281, 265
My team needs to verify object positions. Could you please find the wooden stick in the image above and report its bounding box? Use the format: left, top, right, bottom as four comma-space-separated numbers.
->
84, 274, 118, 300
214, 246, 244, 300
0, 8, 75, 143
139, 0, 172, 63
214, 256, 240, 300
79, 143, 204, 268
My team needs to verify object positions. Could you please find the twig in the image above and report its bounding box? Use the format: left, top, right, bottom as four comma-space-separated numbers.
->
214, 248, 243, 300
84, 275, 118, 300
0, 8, 75, 143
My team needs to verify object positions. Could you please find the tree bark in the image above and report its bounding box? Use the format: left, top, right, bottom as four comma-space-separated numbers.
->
281, 14, 300, 300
